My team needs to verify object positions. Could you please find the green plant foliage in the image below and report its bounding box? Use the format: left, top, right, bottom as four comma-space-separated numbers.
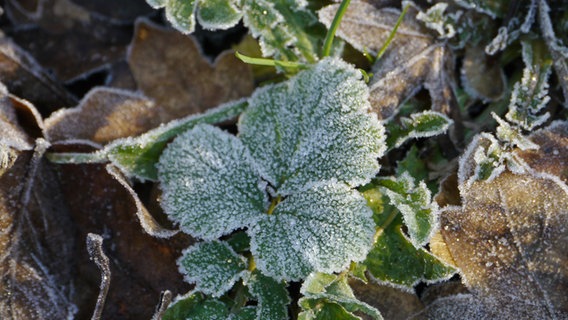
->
360, 187, 455, 289
298, 273, 382, 320
158, 58, 385, 282
162, 292, 229, 320
364, 220, 455, 289
505, 41, 552, 131
386, 110, 453, 149
177, 240, 248, 297
146, 0, 321, 61
247, 272, 290, 320
103, 99, 248, 181
375, 173, 438, 247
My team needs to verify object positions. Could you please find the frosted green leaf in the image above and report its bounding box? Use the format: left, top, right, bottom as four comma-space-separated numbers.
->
387, 111, 453, 149
364, 218, 455, 289
163, 293, 229, 320
103, 99, 247, 181
228, 307, 256, 320
249, 182, 375, 281
165, 0, 198, 33
416, 3, 457, 39
241, 0, 319, 61
145, 0, 320, 61
376, 172, 439, 247
197, 0, 242, 30
299, 273, 382, 320
158, 124, 267, 240
248, 271, 290, 320
239, 57, 385, 195
505, 41, 552, 131
146, 0, 166, 9
178, 241, 248, 297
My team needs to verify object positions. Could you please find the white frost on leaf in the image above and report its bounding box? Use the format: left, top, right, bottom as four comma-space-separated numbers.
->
416, 3, 458, 39
158, 59, 383, 281
393, 110, 453, 148
158, 124, 267, 240
249, 182, 375, 281
178, 241, 248, 297
239, 57, 385, 195
379, 172, 439, 248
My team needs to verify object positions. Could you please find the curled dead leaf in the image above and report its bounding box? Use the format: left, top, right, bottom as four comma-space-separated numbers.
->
128, 18, 254, 120
425, 127, 568, 319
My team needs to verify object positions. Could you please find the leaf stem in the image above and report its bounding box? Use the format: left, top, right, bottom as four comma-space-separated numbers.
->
46, 151, 107, 164
235, 51, 305, 69
376, 4, 410, 61
266, 195, 282, 215
322, 0, 351, 57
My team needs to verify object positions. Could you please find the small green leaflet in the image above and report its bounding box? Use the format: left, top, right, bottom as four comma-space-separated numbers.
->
162, 292, 229, 320
386, 110, 453, 149
147, 0, 320, 61
47, 99, 248, 181
375, 173, 438, 247
363, 219, 455, 289
158, 58, 385, 281
360, 186, 455, 289
298, 273, 382, 320
247, 271, 290, 320
177, 240, 248, 297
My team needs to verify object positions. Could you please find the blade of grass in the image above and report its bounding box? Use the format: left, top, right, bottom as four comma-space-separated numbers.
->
376, 4, 410, 61
322, 0, 351, 57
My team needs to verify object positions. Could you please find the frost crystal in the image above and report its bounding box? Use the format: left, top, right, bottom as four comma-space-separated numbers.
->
417, 3, 458, 39
158, 58, 385, 281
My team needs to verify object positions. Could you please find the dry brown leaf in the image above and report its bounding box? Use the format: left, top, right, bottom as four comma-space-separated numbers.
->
0, 37, 76, 114
461, 45, 507, 102
70, 0, 154, 23
319, 1, 457, 120
50, 146, 192, 319
515, 120, 568, 183
44, 87, 161, 144
348, 278, 424, 320
0, 86, 76, 319
128, 18, 254, 120
422, 129, 568, 319
5, 0, 133, 83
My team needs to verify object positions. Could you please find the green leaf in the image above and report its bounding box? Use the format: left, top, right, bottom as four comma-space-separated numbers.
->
178, 240, 248, 297
228, 307, 257, 320
299, 302, 360, 320
376, 173, 438, 247
396, 146, 428, 182
158, 59, 382, 282
165, 0, 198, 33
241, 0, 320, 62
250, 183, 375, 281
158, 124, 266, 240
163, 292, 229, 320
248, 271, 291, 320
239, 58, 385, 195
102, 99, 247, 181
386, 110, 453, 149
505, 41, 552, 131
146, 0, 166, 9
364, 218, 455, 289
197, 0, 242, 30
298, 273, 382, 320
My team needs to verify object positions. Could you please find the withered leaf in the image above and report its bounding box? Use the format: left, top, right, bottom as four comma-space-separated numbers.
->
461, 45, 506, 102
319, 1, 457, 120
423, 131, 568, 319
0, 37, 76, 114
44, 87, 162, 144
0, 88, 76, 319
514, 120, 568, 183
128, 18, 254, 120
70, 0, 154, 23
50, 146, 192, 319
6, 0, 133, 83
